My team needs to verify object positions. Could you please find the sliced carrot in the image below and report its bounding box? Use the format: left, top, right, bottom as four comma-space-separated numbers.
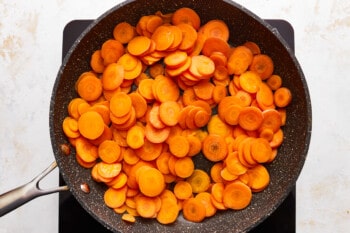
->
164, 50, 188, 68
174, 156, 195, 178
149, 63, 165, 78
210, 51, 228, 67
156, 152, 171, 175
246, 164, 270, 192
135, 138, 163, 161
222, 181, 252, 210
269, 128, 284, 148
122, 147, 140, 165
250, 138, 272, 163
223, 104, 242, 126
117, 53, 143, 80
98, 140, 121, 164
90, 50, 105, 73
174, 181, 193, 200
211, 182, 224, 203
207, 114, 231, 137
127, 36, 152, 56
186, 169, 211, 193
225, 151, 248, 176
129, 92, 148, 119
239, 71, 262, 94
151, 25, 175, 51
177, 23, 198, 51
78, 111, 105, 140
109, 92, 132, 118
195, 192, 217, 217
227, 45, 253, 75
101, 39, 124, 65
75, 137, 99, 163
202, 134, 228, 162
107, 172, 128, 189
187, 135, 202, 157
121, 213, 136, 223
156, 196, 179, 224
135, 195, 157, 218
104, 186, 127, 208
138, 167, 165, 197
200, 19, 229, 42
274, 87, 292, 107
76, 72, 102, 102
62, 117, 80, 139
165, 56, 191, 77
172, 7, 201, 30
144, 123, 170, 144
182, 197, 206, 223
249, 54, 274, 80
168, 135, 190, 158
243, 41, 261, 55
138, 78, 155, 101
102, 63, 124, 91
159, 101, 181, 126
189, 55, 215, 79
193, 80, 215, 100
153, 75, 180, 102
126, 124, 145, 149
266, 74, 282, 91
220, 167, 238, 182
260, 109, 282, 133
238, 106, 263, 131
202, 37, 230, 58
210, 162, 224, 183
113, 21, 136, 44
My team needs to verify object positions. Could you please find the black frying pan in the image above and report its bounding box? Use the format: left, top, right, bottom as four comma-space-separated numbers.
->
0, 0, 312, 232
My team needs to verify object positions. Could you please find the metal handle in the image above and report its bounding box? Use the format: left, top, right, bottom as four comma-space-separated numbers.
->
0, 161, 69, 217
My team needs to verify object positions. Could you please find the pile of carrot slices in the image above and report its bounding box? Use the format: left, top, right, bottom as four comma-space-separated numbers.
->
62, 7, 292, 224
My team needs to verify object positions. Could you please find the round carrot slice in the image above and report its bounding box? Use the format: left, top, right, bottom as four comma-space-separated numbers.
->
202, 134, 228, 162
78, 111, 105, 140
223, 181, 252, 210
238, 106, 263, 131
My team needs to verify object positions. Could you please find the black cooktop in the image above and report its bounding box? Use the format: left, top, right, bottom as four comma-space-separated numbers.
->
59, 19, 296, 233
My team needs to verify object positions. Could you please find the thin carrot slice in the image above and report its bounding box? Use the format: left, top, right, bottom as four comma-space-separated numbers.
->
151, 25, 175, 51
222, 181, 252, 210
223, 104, 243, 126
138, 167, 165, 197
238, 106, 263, 131
274, 87, 292, 107
195, 192, 217, 217
227, 45, 253, 75
211, 182, 224, 203
207, 114, 231, 137
101, 39, 124, 65
126, 124, 145, 149
193, 80, 215, 100
102, 63, 124, 91
202, 134, 228, 162
148, 103, 166, 129
239, 71, 262, 94
266, 74, 282, 91
144, 123, 170, 144
210, 162, 224, 183
202, 37, 230, 58
250, 138, 273, 163
122, 213, 136, 223
76, 72, 103, 102
260, 109, 282, 133
243, 41, 261, 55
225, 151, 248, 176
269, 128, 284, 148
159, 101, 181, 126
113, 21, 136, 44
75, 137, 99, 163
110, 92, 132, 118
164, 50, 188, 68
135, 195, 157, 218
182, 197, 206, 223
90, 50, 105, 73
189, 55, 215, 79
129, 92, 148, 119
174, 156, 195, 178
246, 164, 270, 192
149, 63, 165, 78
78, 111, 105, 140
177, 23, 198, 51
138, 78, 155, 101
98, 140, 121, 164
168, 135, 190, 158
249, 54, 274, 80
127, 36, 152, 56
200, 19, 229, 42
172, 7, 201, 30
104, 186, 127, 208
186, 169, 211, 193
156, 197, 179, 224
174, 181, 193, 200
62, 117, 80, 138
135, 138, 163, 161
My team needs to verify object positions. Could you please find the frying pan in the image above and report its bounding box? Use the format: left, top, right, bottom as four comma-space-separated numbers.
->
0, 0, 312, 232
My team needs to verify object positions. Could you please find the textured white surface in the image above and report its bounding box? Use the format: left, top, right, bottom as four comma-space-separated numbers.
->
0, 0, 349, 232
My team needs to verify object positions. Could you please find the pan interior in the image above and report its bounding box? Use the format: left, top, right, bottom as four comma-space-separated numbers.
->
49, 0, 311, 232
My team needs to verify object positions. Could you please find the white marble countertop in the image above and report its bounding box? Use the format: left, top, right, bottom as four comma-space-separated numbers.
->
1, 0, 349, 232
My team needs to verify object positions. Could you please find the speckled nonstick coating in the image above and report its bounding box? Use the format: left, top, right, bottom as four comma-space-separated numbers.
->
49, 0, 312, 232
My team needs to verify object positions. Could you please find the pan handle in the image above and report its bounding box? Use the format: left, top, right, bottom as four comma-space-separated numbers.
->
0, 161, 69, 217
